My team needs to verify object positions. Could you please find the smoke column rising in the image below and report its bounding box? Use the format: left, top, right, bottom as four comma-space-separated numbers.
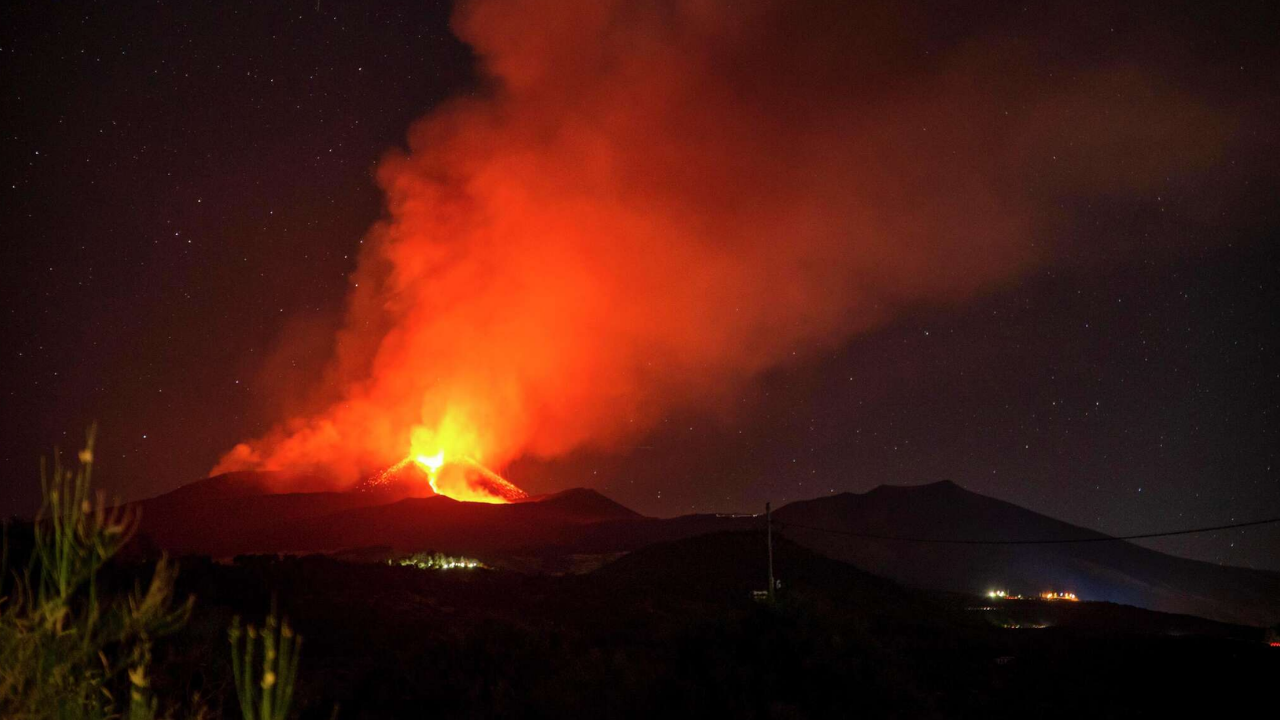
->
215, 0, 1246, 489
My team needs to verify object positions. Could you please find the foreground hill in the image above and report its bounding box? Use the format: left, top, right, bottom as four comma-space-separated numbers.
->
597, 531, 913, 608
597, 531, 1260, 641
132, 473, 1280, 625
149, 534, 1271, 718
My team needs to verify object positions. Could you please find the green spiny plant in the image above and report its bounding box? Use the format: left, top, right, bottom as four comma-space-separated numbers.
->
229, 603, 302, 720
0, 425, 194, 720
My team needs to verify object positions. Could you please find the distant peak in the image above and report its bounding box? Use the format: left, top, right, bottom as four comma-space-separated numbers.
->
544, 487, 608, 500
146, 470, 277, 502
420, 494, 460, 505
530, 487, 641, 521
867, 479, 965, 494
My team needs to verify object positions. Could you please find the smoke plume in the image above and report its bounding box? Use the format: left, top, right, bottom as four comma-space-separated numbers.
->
215, 0, 1254, 489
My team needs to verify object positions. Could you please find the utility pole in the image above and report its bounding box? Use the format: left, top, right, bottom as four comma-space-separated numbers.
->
766, 501, 775, 603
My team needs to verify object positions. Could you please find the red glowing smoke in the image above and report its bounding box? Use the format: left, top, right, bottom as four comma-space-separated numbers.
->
215, 0, 1251, 491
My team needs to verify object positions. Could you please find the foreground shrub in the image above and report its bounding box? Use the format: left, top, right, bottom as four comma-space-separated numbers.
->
229, 606, 302, 720
0, 426, 194, 720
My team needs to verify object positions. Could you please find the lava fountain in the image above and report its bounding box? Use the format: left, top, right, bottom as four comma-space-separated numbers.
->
410, 450, 527, 504
406, 418, 528, 503
368, 447, 527, 504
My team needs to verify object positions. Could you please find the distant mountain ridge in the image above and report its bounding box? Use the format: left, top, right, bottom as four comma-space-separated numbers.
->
773, 480, 1280, 626
131, 473, 638, 556
130, 473, 1280, 626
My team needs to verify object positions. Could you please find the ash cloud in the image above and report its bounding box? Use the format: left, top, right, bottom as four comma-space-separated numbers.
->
215, 0, 1267, 487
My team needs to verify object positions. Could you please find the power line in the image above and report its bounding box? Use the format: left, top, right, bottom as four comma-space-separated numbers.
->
771, 516, 1280, 545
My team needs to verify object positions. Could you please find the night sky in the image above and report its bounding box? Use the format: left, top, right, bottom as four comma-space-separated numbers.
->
2, 1, 1277, 570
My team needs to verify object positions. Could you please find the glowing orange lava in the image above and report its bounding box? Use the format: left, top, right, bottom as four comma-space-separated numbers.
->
354, 419, 529, 503
408, 451, 527, 504
405, 423, 527, 504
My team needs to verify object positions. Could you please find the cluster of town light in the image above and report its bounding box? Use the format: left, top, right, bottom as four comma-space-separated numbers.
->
391, 552, 484, 571
987, 589, 1079, 601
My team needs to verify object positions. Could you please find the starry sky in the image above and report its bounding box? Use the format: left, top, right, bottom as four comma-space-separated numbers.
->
2, 1, 1277, 570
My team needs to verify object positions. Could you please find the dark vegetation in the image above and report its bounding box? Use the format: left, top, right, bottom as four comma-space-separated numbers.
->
4, 435, 1276, 718
0, 433, 300, 720
8, 527, 1279, 718
143, 535, 1280, 718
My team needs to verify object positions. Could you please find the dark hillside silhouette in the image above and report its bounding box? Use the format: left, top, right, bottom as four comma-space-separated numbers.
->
131, 473, 1280, 625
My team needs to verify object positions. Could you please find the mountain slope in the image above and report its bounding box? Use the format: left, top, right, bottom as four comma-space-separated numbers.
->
129, 471, 425, 555
772, 480, 1280, 626
263, 490, 639, 554
596, 530, 919, 612
132, 473, 642, 556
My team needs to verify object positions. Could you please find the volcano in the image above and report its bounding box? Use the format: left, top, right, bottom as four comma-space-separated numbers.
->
129, 473, 1280, 626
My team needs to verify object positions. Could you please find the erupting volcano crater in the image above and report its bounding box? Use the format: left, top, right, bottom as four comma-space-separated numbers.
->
363, 449, 527, 504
